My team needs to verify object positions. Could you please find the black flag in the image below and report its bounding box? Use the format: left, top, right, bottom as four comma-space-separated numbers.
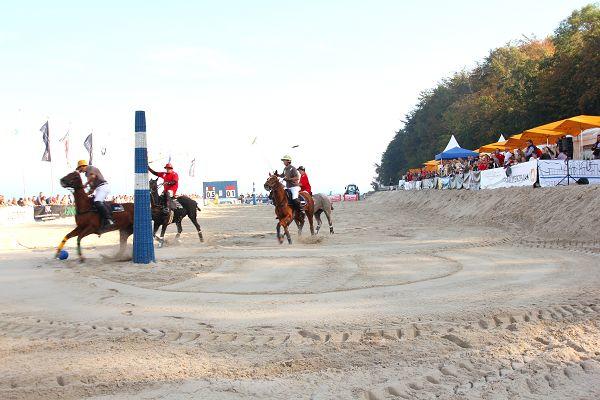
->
83, 133, 93, 165
41, 121, 51, 161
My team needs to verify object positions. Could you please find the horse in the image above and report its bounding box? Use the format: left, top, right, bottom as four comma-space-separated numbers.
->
56, 171, 134, 262
312, 193, 334, 234
149, 178, 204, 247
264, 171, 315, 244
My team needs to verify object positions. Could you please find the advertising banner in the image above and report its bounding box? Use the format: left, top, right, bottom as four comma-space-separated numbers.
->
0, 206, 34, 225
538, 159, 600, 187
343, 194, 359, 201
328, 194, 342, 202
480, 160, 537, 190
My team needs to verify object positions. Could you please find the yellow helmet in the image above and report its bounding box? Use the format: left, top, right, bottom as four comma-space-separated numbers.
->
77, 160, 88, 168
281, 154, 292, 161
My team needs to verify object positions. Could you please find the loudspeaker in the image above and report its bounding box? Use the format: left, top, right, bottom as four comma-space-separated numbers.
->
557, 136, 574, 159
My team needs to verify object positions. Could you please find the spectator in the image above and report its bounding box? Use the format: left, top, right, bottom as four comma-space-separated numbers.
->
593, 134, 600, 160
477, 155, 489, 171
524, 140, 537, 161
540, 147, 553, 160
557, 148, 568, 161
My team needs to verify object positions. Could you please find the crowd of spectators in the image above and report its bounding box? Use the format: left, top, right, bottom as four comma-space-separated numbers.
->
403, 142, 568, 181
239, 193, 270, 204
0, 192, 73, 208
0, 192, 204, 208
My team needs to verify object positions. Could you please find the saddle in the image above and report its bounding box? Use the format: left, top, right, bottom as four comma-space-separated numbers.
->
160, 194, 183, 210
285, 189, 307, 209
89, 200, 125, 214
171, 198, 183, 209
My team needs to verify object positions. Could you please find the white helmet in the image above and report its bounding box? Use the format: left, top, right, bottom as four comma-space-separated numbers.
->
281, 154, 292, 161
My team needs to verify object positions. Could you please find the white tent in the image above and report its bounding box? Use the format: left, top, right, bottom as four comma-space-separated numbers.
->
443, 135, 460, 152
498, 134, 506, 142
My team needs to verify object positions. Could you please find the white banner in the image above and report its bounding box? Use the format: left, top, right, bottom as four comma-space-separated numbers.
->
0, 206, 34, 226
480, 160, 537, 190
538, 159, 600, 187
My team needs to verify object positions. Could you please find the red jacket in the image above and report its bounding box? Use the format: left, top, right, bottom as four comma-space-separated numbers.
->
149, 168, 179, 195
300, 173, 312, 194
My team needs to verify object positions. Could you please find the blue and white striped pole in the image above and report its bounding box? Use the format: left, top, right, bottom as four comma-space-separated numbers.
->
133, 111, 155, 263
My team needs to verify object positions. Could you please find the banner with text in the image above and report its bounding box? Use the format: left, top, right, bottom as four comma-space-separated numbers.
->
538, 159, 600, 187
480, 160, 537, 190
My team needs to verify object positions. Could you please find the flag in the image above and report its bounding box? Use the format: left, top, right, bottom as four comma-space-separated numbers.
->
189, 158, 196, 177
83, 133, 93, 165
40, 121, 51, 162
59, 131, 70, 167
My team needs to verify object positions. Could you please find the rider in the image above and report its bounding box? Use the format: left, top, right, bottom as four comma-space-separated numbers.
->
298, 166, 312, 195
149, 163, 179, 214
75, 160, 115, 230
278, 155, 303, 214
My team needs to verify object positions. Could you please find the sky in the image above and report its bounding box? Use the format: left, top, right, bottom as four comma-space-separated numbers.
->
0, 0, 592, 198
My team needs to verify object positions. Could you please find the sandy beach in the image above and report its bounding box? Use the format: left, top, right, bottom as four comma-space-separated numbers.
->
1, 186, 600, 399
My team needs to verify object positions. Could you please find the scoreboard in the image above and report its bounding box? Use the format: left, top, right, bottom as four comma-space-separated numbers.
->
203, 180, 238, 204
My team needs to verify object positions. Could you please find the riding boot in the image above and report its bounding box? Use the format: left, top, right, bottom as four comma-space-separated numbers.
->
293, 199, 304, 216
162, 191, 171, 215
94, 201, 115, 230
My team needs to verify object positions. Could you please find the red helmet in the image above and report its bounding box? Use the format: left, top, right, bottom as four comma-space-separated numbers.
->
164, 163, 173, 169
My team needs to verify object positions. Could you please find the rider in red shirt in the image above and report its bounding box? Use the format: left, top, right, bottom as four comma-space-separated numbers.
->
149, 163, 179, 213
298, 166, 312, 195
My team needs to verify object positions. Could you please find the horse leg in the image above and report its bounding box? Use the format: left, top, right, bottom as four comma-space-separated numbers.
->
158, 223, 168, 248
55, 227, 80, 258
276, 222, 283, 244
296, 217, 304, 237
115, 227, 132, 259
76, 226, 95, 263
175, 220, 183, 243
325, 209, 334, 234
189, 215, 204, 243
153, 220, 161, 241
283, 223, 292, 244
307, 209, 315, 236
314, 210, 323, 234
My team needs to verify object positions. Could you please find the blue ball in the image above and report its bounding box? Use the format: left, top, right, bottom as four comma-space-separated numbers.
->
58, 250, 69, 260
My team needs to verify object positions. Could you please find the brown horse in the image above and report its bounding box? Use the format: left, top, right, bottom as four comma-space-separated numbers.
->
56, 171, 134, 262
264, 171, 315, 244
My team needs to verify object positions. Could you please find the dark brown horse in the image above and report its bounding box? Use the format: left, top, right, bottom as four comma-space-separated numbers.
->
149, 178, 204, 247
264, 172, 315, 244
56, 171, 134, 262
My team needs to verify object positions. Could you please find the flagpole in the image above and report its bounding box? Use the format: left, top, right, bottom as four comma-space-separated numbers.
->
50, 161, 54, 195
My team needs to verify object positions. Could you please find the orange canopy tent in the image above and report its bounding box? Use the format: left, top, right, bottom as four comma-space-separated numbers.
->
477, 140, 511, 153
520, 119, 568, 143
506, 133, 528, 150
422, 160, 439, 172
550, 115, 600, 135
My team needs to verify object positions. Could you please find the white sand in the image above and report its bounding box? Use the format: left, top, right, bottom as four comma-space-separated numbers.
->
1, 186, 600, 399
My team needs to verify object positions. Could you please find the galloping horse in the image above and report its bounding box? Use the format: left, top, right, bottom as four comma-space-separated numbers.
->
264, 171, 315, 244
313, 193, 335, 234
149, 179, 204, 247
56, 171, 134, 262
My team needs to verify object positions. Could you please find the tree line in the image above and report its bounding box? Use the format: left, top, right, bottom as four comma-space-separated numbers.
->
375, 4, 600, 186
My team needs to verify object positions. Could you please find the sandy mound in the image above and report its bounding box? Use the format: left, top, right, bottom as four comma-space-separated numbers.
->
370, 185, 600, 241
